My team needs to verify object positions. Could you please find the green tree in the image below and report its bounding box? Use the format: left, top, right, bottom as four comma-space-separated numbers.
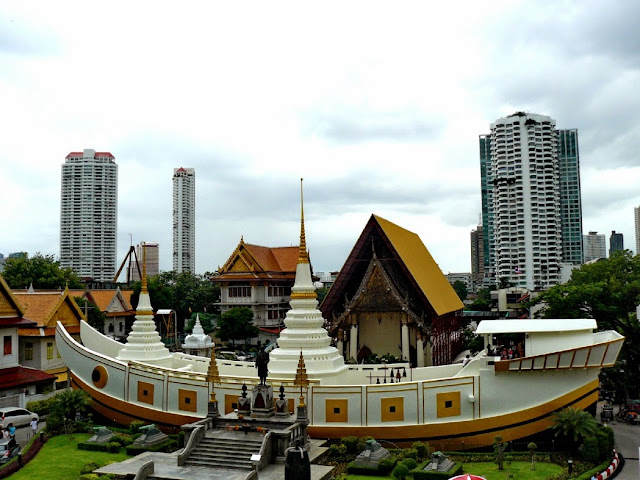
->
2, 253, 84, 289
528, 442, 537, 471
468, 288, 494, 311
74, 296, 106, 331
493, 435, 507, 470
550, 407, 599, 451
452, 280, 468, 301
216, 307, 259, 347
316, 286, 330, 304
391, 464, 409, 479
533, 250, 640, 397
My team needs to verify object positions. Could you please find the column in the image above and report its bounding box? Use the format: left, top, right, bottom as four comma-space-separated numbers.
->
337, 329, 344, 359
350, 323, 358, 361
401, 316, 409, 362
416, 332, 425, 368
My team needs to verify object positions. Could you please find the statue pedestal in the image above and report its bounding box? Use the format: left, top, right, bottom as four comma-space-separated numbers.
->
237, 395, 251, 414
251, 384, 275, 418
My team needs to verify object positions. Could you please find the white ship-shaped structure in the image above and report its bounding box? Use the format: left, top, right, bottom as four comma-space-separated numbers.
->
56, 188, 624, 449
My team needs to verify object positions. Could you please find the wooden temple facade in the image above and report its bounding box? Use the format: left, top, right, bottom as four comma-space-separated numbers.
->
320, 215, 464, 366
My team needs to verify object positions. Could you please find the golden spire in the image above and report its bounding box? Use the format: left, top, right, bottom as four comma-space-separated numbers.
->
293, 350, 309, 407
141, 241, 148, 294
207, 349, 221, 402
298, 178, 309, 264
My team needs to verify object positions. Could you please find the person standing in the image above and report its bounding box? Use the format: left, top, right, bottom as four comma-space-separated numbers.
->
7, 423, 15, 438
30, 418, 38, 436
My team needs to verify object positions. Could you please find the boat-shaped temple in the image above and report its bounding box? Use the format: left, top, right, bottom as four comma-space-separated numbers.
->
56, 185, 624, 450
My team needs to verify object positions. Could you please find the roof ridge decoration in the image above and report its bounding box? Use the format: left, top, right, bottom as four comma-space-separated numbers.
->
0, 275, 26, 317
220, 238, 267, 274
47, 287, 87, 327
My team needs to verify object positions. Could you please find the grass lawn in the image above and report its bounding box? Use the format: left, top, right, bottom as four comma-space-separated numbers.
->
345, 461, 564, 480
461, 461, 564, 480
8, 433, 130, 480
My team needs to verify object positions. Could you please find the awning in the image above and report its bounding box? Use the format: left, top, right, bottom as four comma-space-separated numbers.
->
259, 327, 284, 334
54, 372, 68, 383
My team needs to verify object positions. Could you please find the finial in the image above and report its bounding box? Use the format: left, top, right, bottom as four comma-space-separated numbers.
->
207, 349, 221, 402
141, 241, 148, 293
298, 178, 309, 264
294, 349, 309, 407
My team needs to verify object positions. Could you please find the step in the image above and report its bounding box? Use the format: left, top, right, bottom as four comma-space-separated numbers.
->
195, 444, 260, 453
189, 451, 253, 461
188, 453, 252, 464
185, 458, 253, 470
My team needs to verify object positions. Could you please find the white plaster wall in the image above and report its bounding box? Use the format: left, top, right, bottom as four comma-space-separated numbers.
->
422, 378, 476, 423
358, 314, 402, 358
366, 383, 419, 426
527, 330, 593, 355
0, 328, 19, 368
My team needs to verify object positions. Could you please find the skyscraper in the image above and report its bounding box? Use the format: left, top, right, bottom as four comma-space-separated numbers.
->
480, 113, 583, 290
173, 168, 195, 273
558, 129, 583, 265
609, 231, 624, 257
129, 242, 160, 281
635, 207, 640, 254
470, 225, 484, 291
583, 231, 606, 262
60, 149, 117, 281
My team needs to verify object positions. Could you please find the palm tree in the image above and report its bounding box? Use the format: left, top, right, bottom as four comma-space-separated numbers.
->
550, 407, 599, 450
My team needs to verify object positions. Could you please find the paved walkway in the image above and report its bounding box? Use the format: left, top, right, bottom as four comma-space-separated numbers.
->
96, 438, 333, 480
600, 402, 639, 480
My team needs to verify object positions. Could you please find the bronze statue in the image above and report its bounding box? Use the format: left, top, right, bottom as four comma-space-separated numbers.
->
256, 347, 270, 385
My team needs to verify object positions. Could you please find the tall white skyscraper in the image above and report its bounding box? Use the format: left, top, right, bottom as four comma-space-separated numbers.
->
583, 231, 606, 262
635, 207, 640, 254
60, 149, 117, 281
173, 168, 195, 273
480, 113, 580, 290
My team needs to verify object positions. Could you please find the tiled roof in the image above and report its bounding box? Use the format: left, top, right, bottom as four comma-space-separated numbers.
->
120, 290, 134, 310
87, 290, 118, 310
13, 292, 63, 325
65, 152, 115, 159
243, 244, 298, 272
0, 366, 55, 391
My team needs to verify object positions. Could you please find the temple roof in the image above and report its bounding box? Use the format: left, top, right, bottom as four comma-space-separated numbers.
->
216, 239, 300, 280
13, 289, 86, 330
321, 214, 463, 320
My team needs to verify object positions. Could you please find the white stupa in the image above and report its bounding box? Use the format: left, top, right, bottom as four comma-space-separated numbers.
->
116, 245, 172, 367
183, 313, 214, 357
268, 180, 346, 378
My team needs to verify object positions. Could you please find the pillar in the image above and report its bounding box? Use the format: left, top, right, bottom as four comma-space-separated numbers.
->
350, 323, 358, 361
401, 316, 409, 362
337, 329, 344, 358
416, 332, 425, 368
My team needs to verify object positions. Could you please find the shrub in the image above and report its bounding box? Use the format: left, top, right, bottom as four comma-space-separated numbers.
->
378, 456, 398, 474
412, 441, 429, 459
356, 436, 375, 452
80, 461, 101, 474
340, 436, 359, 453
26, 395, 58, 416
106, 442, 121, 453
582, 436, 599, 463
401, 457, 417, 469
328, 443, 347, 458
98, 475, 115, 480
402, 448, 418, 460
392, 463, 410, 479
412, 461, 462, 480
78, 475, 100, 480
129, 420, 146, 434
597, 426, 614, 460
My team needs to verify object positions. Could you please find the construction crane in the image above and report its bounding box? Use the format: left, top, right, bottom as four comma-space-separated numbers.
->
113, 245, 142, 284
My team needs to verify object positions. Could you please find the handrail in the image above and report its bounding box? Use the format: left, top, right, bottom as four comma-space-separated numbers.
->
133, 460, 154, 480
254, 431, 272, 471
177, 424, 204, 466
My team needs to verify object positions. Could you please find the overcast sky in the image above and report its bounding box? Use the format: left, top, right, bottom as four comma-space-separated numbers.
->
2, 1, 639, 278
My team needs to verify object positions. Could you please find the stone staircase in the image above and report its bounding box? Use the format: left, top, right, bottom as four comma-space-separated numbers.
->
184, 434, 264, 470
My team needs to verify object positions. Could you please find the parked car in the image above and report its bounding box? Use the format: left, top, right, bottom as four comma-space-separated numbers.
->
0, 408, 39, 429
216, 351, 239, 361
0, 438, 20, 464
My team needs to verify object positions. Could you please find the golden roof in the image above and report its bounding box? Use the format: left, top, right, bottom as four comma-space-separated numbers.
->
217, 239, 299, 279
14, 289, 86, 329
373, 215, 463, 316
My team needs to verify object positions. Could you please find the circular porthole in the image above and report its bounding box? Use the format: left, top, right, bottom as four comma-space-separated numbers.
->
92, 365, 109, 388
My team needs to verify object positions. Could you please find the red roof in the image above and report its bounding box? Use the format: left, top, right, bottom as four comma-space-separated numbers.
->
259, 326, 285, 334
65, 152, 115, 159
176, 167, 186, 172
0, 366, 55, 391
0, 317, 36, 327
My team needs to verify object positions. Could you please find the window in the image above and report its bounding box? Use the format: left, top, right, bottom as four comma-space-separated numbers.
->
228, 285, 251, 298
47, 342, 54, 360
25, 343, 33, 361
3, 336, 11, 356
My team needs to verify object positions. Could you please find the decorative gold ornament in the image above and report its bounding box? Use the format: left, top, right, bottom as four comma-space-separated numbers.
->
293, 350, 309, 407
207, 350, 222, 402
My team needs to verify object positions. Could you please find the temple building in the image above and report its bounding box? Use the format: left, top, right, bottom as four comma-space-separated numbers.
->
0, 276, 56, 400
13, 287, 86, 388
213, 239, 301, 343
321, 215, 464, 366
